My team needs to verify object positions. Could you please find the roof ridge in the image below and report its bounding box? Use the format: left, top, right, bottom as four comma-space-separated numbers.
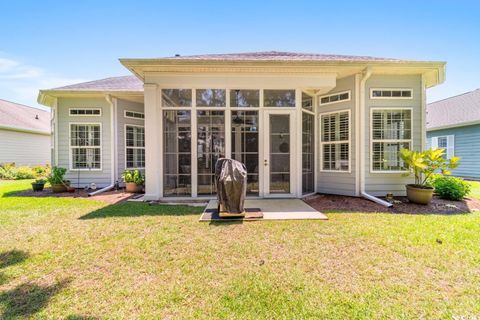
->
0, 98, 50, 112
428, 88, 480, 105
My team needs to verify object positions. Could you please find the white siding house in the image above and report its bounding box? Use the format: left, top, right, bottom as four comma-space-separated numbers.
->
0, 99, 51, 166
38, 51, 445, 200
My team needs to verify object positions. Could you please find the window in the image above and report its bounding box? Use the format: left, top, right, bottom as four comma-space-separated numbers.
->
320, 111, 350, 171
302, 92, 313, 111
302, 112, 315, 193
124, 110, 144, 119
162, 89, 192, 107
431, 135, 455, 159
371, 109, 412, 172
70, 124, 101, 169
319, 91, 350, 106
69, 108, 101, 116
263, 90, 296, 107
370, 88, 412, 99
230, 90, 260, 108
125, 125, 145, 168
196, 89, 226, 107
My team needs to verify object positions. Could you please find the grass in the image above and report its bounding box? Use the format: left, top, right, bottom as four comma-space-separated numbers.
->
1, 180, 480, 319
468, 180, 480, 200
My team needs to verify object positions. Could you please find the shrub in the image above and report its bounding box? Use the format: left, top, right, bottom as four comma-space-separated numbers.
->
33, 165, 51, 177
0, 164, 16, 180
0, 164, 51, 180
46, 167, 67, 185
122, 170, 145, 185
433, 176, 471, 201
14, 167, 36, 180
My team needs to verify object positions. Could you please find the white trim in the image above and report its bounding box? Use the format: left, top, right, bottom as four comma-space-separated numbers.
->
124, 110, 145, 120
369, 107, 413, 173
427, 120, 480, 131
68, 107, 102, 116
421, 75, 426, 150
369, 88, 413, 100
354, 74, 361, 196
53, 98, 59, 166
318, 90, 351, 106
319, 109, 352, 173
68, 122, 103, 171
124, 124, 145, 170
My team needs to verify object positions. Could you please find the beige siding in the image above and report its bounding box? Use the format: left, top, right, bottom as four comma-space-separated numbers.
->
57, 97, 112, 188
0, 129, 50, 166
364, 75, 421, 196
316, 75, 357, 196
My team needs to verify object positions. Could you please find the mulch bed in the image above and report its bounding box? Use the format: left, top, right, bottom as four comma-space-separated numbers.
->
11, 188, 137, 205
305, 194, 480, 215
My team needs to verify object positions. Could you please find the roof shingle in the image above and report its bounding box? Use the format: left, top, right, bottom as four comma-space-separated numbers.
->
51, 75, 143, 92
0, 99, 50, 134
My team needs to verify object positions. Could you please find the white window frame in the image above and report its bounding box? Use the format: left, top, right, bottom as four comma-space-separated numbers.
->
370, 88, 413, 100
370, 107, 413, 173
69, 108, 102, 116
125, 124, 145, 169
69, 122, 102, 171
319, 109, 351, 173
124, 110, 145, 120
318, 90, 351, 106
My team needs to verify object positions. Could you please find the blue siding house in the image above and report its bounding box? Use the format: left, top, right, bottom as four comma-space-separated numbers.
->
427, 89, 480, 179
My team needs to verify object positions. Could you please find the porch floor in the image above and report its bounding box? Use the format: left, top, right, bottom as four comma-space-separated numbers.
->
200, 199, 328, 222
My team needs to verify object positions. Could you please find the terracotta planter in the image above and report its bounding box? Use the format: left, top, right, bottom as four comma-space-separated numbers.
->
125, 182, 143, 193
406, 184, 434, 205
51, 183, 67, 193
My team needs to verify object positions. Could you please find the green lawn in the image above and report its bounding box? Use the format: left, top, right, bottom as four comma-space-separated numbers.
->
1, 180, 480, 319
468, 180, 480, 200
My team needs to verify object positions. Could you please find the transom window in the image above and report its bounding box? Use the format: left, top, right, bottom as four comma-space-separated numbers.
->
230, 90, 260, 108
125, 125, 145, 168
70, 124, 101, 169
371, 109, 412, 172
263, 90, 296, 107
69, 108, 101, 116
162, 89, 192, 107
370, 88, 412, 99
196, 89, 226, 107
319, 91, 350, 106
320, 111, 350, 171
124, 110, 144, 119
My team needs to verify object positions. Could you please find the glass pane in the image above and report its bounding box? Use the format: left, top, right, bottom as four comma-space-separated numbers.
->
162, 89, 192, 107
270, 114, 290, 193
163, 110, 191, 196
231, 111, 259, 195
196, 89, 226, 107
372, 142, 410, 171
302, 93, 313, 111
372, 109, 411, 140
197, 111, 225, 195
264, 90, 296, 107
302, 112, 314, 194
230, 90, 260, 108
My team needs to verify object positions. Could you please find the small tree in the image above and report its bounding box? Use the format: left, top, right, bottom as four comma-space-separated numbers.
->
400, 148, 460, 187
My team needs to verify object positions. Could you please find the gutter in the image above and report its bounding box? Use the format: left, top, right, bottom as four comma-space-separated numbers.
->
0, 124, 50, 136
88, 184, 114, 197
358, 67, 393, 208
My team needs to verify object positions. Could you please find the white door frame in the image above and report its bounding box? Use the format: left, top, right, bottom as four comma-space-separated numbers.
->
262, 109, 296, 198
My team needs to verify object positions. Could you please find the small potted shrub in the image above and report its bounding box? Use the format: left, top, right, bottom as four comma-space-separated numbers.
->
122, 169, 144, 193
31, 179, 46, 192
47, 166, 68, 193
400, 148, 460, 205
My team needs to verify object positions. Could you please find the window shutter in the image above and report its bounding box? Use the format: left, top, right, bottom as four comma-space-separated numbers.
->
447, 135, 455, 159
431, 137, 438, 149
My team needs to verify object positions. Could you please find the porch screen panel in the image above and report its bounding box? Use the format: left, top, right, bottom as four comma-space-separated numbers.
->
302, 112, 315, 194
231, 111, 259, 195
197, 111, 225, 195
264, 90, 296, 107
163, 110, 192, 196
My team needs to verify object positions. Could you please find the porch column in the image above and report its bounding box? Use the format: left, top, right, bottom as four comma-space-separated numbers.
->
144, 83, 161, 200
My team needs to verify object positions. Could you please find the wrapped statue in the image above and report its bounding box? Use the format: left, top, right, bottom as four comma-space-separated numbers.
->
215, 158, 247, 217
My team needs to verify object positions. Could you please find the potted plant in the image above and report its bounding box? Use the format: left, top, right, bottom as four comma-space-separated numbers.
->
400, 148, 460, 205
31, 179, 46, 192
122, 169, 144, 193
46, 166, 68, 193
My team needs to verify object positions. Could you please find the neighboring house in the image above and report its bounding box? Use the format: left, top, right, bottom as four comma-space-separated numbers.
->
427, 89, 480, 179
38, 51, 445, 199
0, 99, 51, 166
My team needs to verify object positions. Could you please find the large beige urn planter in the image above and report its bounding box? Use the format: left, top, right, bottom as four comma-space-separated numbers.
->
406, 184, 434, 205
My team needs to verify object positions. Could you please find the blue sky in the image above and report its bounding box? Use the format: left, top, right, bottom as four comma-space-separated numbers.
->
1, 0, 479, 110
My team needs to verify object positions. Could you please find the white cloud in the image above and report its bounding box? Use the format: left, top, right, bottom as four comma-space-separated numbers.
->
0, 56, 86, 109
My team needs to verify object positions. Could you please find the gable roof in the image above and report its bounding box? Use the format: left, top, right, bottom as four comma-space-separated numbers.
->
50, 75, 143, 92
427, 88, 480, 130
0, 99, 50, 135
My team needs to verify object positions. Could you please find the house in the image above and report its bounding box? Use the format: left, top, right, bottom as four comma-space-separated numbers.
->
37, 51, 445, 200
0, 98, 51, 166
427, 89, 480, 179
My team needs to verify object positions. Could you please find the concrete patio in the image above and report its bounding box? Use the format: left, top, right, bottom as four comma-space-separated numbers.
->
200, 199, 328, 222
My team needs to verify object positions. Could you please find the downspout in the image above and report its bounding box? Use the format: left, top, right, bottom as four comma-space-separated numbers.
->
359, 67, 392, 207
89, 94, 116, 196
